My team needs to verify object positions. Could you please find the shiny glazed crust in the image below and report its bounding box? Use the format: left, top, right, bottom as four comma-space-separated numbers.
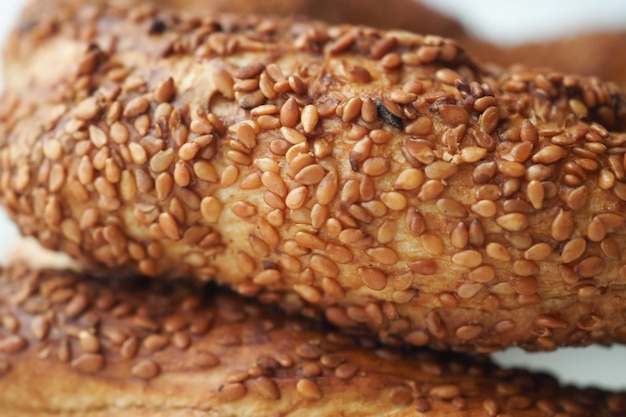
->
1, 264, 626, 416
3, 0, 626, 351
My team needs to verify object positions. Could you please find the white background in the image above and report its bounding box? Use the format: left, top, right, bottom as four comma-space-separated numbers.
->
0, 0, 625, 390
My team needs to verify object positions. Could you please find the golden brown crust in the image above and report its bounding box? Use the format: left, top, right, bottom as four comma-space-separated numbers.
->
3, 0, 626, 351
1, 264, 626, 417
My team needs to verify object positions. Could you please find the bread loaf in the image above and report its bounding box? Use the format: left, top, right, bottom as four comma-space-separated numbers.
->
1, 263, 625, 416
2, 0, 626, 351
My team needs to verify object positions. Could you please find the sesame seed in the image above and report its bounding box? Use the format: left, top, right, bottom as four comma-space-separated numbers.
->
350, 136, 372, 168
212, 68, 234, 99
408, 259, 437, 275
404, 209, 426, 237
283, 186, 307, 210
30, 316, 50, 341
293, 284, 321, 303
256, 72, 277, 99
123, 97, 150, 118
510, 276, 538, 296
452, 250, 482, 268
294, 231, 325, 251
512, 260, 539, 277
366, 247, 399, 265
239, 172, 262, 190
200, 197, 223, 224
506, 396, 533, 411
296, 379, 322, 400
280, 126, 306, 145
485, 242, 511, 261
362, 157, 389, 176
73, 97, 101, 120
252, 269, 281, 286
435, 68, 461, 85
253, 217, 279, 245
470, 200, 497, 218
496, 213, 528, 232
79, 331, 101, 353
250, 376, 280, 400
0, 335, 27, 353
418, 180, 444, 201
430, 385, 460, 400
497, 161, 526, 178
279, 98, 299, 128
310, 254, 340, 278
439, 104, 469, 127
551, 209, 574, 241
417, 233, 442, 256
154, 77, 175, 103
359, 98, 378, 123
328, 29, 357, 54
381, 192, 407, 210
436, 198, 467, 218
524, 243, 552, 261
532, 145, 566, 164
449, 222, 468, 249
478, 106, 499, 134
298, 104, 319, 134
263, 191, 286, 210
342, 97, 362, 123
575, 256, 605, 278
598, 213, 625, 231
456, 324, 483, 340
131, 359, 160, 379
295, 164, 325, 185
587, 217, 607, 242
233, 79, 259, 93
535, 315, 568, 329
216, 383, 246, 402
65, 293, 89, 318
158, 212, 180, 240
155, 173, 173, 201
358, 267, 387, 291
601, 237, 620, 261
71, 353, 104, 374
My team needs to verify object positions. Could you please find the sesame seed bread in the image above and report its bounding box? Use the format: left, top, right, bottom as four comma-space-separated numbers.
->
1, 263, 626, 416
2, 0, 626, 352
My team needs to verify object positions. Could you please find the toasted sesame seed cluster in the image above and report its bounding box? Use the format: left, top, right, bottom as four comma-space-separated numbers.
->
2, 0, 626, 353
0, 263, 625, 416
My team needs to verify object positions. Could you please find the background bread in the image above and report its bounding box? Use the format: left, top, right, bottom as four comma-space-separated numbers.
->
156, 0, 626, 88
1, 263, 626, 416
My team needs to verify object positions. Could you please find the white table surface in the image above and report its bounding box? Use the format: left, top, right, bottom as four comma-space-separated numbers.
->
0, 0, 625, 391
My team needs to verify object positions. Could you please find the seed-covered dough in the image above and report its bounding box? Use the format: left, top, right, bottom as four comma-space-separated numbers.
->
2, 0, 626, 351
1, 264, 626, 416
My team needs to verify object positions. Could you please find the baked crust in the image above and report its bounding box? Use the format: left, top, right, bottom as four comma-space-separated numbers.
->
2, 0, 626, 351
1, 264, 626, 416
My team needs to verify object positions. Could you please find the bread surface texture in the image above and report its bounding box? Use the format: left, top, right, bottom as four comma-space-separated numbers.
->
2, 0, 626, 351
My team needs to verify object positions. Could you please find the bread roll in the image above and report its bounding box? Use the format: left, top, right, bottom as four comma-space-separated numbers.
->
1, 263, 625, 416
2, 0, 626, 351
